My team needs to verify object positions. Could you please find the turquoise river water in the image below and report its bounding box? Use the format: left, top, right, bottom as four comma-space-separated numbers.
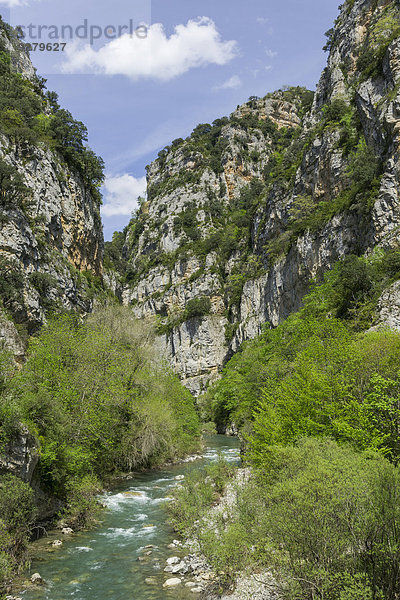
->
19, 435, 240, 600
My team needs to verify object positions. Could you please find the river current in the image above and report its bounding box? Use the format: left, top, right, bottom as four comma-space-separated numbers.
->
20, 435, 240, 600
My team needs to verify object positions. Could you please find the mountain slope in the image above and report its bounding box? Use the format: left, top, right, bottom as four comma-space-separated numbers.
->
109, 0, 400, 394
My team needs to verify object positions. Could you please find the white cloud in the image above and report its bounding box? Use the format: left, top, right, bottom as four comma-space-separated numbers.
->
1, 0, 29, 5
215, 74, 241, 90
62, 17, 237, 81
257, 17, 269, 25
102, 174, 147, 217
265, 48, 278, 58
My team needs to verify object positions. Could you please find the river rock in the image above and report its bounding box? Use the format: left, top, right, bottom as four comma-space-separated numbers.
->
185, 581, 196, 587
171, 561, 188, 574
61, 527, 73, 535
175, 475, 185, 480
52, 539, 63, 547
191, 587, 203, 594
166, 556, 180, 565
30, 573, 44, 585
163, 577, 182, 588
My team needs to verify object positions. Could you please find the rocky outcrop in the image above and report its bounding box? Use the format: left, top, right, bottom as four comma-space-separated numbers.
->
118, 0, 400, 394
371, 280, 400, 330
0, 134, 103, 335
0, 426, 39, 484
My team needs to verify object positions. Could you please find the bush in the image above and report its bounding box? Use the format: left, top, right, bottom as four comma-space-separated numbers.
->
0, 158, 30, 209
248, 439, 398, 599
63, 475, 102, 529
0, 474, 37, 584
184, 296, 212, 319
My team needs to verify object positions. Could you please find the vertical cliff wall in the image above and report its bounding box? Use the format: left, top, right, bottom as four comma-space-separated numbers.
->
0, 20, 104, 351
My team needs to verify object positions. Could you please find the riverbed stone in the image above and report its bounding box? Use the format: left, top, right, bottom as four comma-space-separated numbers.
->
163, 577, 182, 587
171, 561, 188, 574
166, 556, 180, 565
52, 539, 63, 547
30, 573, 44, 585
61, 527, 73, 535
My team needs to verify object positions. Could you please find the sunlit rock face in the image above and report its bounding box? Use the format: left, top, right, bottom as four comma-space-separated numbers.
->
0, 24, 103, 354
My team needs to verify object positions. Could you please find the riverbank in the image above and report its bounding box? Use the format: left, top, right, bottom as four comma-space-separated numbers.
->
172, 467, 281, 600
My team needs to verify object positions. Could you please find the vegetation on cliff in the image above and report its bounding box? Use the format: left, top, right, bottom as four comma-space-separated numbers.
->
0, 18, 104, 203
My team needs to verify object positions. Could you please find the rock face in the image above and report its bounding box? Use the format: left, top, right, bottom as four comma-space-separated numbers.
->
118, 0, 400, 394
0, 22, 103, 355
0, 426, 39, 483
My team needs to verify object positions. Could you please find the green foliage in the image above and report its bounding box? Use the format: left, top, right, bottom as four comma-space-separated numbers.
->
184, 296, 212, 319
203, 251, 400, 435
0, 474, 36, 585
0, 35, 104, 202
356, 5, 400, 81
214, 439, 397, 598
323, 28, 335, 52
266, 137, 381, 260
104, 231, 128, 273
9, 306, 200, 498
0, 256, 25, 319
29, 271, 59, 310
63, 475, 102, 529
0, 158, 30, 210
323, 98, 350, 123
174, 439, 400, 597
174, 203, 200, 241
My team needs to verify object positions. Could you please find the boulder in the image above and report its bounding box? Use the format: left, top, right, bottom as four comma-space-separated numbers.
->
163, 578, 182, 588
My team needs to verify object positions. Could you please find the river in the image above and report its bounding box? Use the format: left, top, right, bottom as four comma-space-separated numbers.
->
19, 435, 240, 600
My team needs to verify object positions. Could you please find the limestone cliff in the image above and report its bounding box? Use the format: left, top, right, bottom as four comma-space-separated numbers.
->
0, 19, 104, 353
114, 0, 400, 394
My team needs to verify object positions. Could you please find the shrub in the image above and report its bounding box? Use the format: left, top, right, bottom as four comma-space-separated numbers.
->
0, 474, 36, 581
0, 158, 30, 209
184, 296, 212, 319
247, 439, 396, 599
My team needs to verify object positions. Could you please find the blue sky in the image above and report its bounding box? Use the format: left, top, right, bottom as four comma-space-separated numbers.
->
2, 0, 340, 240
